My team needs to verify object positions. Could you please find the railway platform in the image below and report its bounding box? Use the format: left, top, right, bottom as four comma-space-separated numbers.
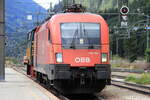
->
0, 68, 59, 100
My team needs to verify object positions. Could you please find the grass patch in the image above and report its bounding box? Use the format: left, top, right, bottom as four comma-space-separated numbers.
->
111, 55, 122, 60
5, 57, 23, 67
125, 73, 150, 85
111, 55, 131, 68
5, 57, 20, 65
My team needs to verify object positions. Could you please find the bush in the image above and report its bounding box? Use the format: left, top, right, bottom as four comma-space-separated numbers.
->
145, 48, 150, 62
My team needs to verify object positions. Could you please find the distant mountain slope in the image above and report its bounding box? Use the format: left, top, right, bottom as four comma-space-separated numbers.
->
5, 0, 47, 35
5, 0, 47, 58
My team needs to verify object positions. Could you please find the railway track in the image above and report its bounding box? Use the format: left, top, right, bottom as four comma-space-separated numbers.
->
36, 81, 105, 100
111, 68, 150, 73
112, 78, 150, 96
65, 94, 104, 100
13, 66, 104, 100
112, 67, 150, 96
111, 74, 126, 79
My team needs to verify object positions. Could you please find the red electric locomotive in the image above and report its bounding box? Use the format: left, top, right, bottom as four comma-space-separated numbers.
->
25, 5, 111, 94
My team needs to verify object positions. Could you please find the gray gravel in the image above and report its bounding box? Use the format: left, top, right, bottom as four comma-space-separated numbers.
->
98, 86, 150, 100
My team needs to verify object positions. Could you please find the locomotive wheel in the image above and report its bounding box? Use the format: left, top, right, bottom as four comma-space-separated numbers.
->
27, 65, 31, 75
36, 72, 42, 83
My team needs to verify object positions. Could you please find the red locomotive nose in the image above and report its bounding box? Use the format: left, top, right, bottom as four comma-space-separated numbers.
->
62, 49, 101, 67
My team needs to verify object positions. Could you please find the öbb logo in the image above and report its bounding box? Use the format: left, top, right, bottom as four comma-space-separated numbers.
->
75, 57, 90, 63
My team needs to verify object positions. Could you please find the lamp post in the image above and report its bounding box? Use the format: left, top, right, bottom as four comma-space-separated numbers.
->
0, 0, 5, 81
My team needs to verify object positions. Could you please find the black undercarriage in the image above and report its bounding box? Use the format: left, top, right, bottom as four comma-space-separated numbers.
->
54, 79, 106, 94
35, 64, 111, 94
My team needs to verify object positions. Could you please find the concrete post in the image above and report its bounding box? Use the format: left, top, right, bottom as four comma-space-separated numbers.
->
0, 0, 5, 81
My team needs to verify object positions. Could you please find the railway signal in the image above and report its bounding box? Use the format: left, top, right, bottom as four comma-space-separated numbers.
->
120, 6, 129, 15
120, 6, 129, 28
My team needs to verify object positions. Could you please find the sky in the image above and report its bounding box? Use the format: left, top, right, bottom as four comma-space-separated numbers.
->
33, 0, 60, 9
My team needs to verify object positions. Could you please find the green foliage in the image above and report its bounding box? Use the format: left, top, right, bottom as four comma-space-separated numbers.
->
145, 48, 150, 62
125, 75, 137, 82
125, 73, 150, 84
124, 34, 138, 62
5, 57, 20, 64
6, 38, 27, 60
112, 55, 122, 60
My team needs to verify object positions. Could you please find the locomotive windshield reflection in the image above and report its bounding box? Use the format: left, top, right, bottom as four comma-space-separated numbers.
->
61, 23, 100, 49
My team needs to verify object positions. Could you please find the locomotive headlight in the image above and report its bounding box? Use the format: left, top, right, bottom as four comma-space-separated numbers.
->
56, 53, 63, 63
101, 53, 107, 63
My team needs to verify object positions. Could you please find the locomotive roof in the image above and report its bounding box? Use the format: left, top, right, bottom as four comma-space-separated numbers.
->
51, 12, 103, 19
48, 12, 105, 24
27, 12, 106, 34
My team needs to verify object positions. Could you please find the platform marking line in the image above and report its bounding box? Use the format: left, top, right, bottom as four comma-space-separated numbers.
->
29, 90, 41, 100
13, 68, 60, 100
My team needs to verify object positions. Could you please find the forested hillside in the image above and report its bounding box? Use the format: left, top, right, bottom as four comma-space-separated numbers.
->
5, 0, 47, 59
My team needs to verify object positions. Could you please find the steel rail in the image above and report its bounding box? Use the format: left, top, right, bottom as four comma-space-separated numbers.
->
111, 68, 148, 74
112, 79, 150, 96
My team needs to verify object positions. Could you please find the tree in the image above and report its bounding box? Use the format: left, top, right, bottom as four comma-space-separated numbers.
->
145, 48, 150, 62
124, 33, 138, 62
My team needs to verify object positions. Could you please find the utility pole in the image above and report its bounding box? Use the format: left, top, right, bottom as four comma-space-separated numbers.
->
36, 9, 40, 26
116, 0, 120, 55
49, 2, 53, 12
116, 38, 119, 55
0, 0, 5, 81
73, 0, 75, 4
146, 15, 149, 49
116, 0, 129, 55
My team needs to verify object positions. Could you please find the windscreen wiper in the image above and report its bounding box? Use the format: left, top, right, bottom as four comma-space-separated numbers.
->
70, 28, 79, 49
88, 44, 94, 49
83, 27, 94, 49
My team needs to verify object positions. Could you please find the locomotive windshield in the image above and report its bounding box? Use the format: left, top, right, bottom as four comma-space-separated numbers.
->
61, 23, 100, 49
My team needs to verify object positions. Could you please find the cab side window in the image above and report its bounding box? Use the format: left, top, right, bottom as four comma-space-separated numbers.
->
27, 32, 31, 41
48, 29, 51, 42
